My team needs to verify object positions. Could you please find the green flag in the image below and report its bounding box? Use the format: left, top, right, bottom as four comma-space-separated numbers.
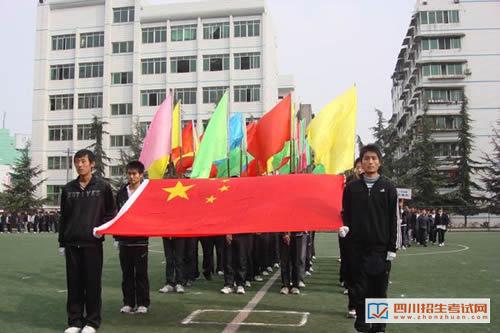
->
216, 148, 254, 178
312, 164, 326, 174
191, 91, 228, 178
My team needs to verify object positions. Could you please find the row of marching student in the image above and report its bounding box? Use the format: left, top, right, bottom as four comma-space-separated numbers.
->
0, 210, 59, 233
58, 149, 317, 333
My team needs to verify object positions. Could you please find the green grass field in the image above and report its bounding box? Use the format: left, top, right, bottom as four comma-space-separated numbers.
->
0, 232, 498, 333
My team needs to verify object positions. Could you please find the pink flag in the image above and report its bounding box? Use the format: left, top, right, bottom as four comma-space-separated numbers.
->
139, 93, 173, 179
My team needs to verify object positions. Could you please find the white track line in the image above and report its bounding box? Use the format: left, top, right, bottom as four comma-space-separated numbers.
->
182, 309, 309, 327
222, 270, 280, 333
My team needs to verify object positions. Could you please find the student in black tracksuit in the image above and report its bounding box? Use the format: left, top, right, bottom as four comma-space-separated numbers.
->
279, 232, 306, 295
221, 233, 249, 294
58, 149, 116, 333
59, 149, 116, 333
341, 144, 398, 333
114, 161, 150, 314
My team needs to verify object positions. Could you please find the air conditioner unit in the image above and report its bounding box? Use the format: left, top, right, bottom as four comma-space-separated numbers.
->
454, 0, 460, 3
464, 68, 472, 75
422, 0, 428, 4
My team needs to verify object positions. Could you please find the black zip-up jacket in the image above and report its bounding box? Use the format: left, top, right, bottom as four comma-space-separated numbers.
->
114, 185, 148, 246
342, 175, 398, 253
59, 175, 116, 247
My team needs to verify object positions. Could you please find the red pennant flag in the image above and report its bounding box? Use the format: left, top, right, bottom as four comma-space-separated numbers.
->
247, 95, 291, 167
95, 174, 344, 237
172, 121, 196, 174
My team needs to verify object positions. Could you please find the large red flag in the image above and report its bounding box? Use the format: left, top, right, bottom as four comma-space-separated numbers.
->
95, 174, 344, 237
247, 95, 291, 167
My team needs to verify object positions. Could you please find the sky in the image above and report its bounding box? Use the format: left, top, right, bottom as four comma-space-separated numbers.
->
0, 0, 416, 143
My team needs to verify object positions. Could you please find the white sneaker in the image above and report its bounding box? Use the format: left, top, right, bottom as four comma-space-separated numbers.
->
273, 263, 280, 269
64, 327, 81, 333
158, 285, 174, 293
136, 306, 148, 314
305, 271, 312, 277
217, 270, 224, 276
343, 289, 349, 295
81, 326, 96, 333
262, 271, 269, 276
347, 309, 357, 319
290, 287, 300, 295
220, 286, 233, 294
175, 284, 185, 293
312, 255, 316, 260
298, 281, 306, 288
254, 275, 263, 282
245, 281, 252, 288
266, 266, 273, 273
236, 286, 245, 294
309, 267, 314, 272
280, 287, 289, 295
120, 305, 134, 314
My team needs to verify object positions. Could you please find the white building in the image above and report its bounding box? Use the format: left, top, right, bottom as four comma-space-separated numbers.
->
389, 0, 500, 191
32, 0, 283, 204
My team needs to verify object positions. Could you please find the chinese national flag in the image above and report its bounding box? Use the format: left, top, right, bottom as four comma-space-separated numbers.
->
95, 174, 344, 237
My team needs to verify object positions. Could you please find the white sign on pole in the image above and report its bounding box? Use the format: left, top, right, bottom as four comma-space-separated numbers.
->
397, 188, 412, 200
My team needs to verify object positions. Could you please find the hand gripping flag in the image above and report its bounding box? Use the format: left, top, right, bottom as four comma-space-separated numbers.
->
95, 174, 344, 237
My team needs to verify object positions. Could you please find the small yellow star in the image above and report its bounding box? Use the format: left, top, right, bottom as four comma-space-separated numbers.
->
219, 185, 230, 192
222, 179, 230, 183
206, 195, 216, 204
162, 181, 195, 201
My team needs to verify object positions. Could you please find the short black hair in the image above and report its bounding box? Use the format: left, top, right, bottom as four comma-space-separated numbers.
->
353, 157, 362, 167
74, 149, 96, 163
360, 144, 382, 161
127, 160, 145, 174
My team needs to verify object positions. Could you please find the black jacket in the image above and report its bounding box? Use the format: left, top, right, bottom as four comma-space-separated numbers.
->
342, 175, 398, 253
114, 185, 148, 246
58, 175, 116, 247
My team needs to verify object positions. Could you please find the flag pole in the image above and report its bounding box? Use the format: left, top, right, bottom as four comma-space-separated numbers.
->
226, 89, 230, 178
178, 99, 184, 177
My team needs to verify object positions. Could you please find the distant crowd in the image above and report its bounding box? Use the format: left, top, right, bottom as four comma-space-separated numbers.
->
400, 207, 451, 248
0, 210, 60, 233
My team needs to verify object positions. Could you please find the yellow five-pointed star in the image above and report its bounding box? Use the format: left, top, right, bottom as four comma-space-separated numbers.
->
219, 185, 230, 192
206, 195, 216, 204
222, 179, 230, 183
162, 181, 195, 202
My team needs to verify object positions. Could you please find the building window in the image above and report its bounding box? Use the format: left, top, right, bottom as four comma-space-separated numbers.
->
48, 156, 71, 170
203, 86, 228, 104
111, 103, 133, 116
80, 32, 104, 48
234, 20, 260, 37
433, 142, 460, 157
77, 124, 95, 140
422, 63, 463, 77
78, 93, 103, 109
141, 58, 167, 74
110, 165, 124, 177
112, 41, 133, 53
203, 22, 229, 40
111, 72, 133, 84
171, 24, 197, 41
431, 116, 463, 130
203, 54, 229, 71
79, 62, 104, 78
142, 27, 167, 43
234, 85, 260, 102
420, 10, 459, 24
139, 122, 151, 138
50, 64, 75, 80
46, 185, 64, 206
52, 34, 76, 50
421, 37, 461, 50
174, 88, 197, 104
50, 94, 74, 111
234, 52, 260, 70
170, 56, 197, 73
141, 90, 166, 106
113, 7, 135, 23
48, 125, 73, 141
110, 135, 132, 147
424, 89, 463, 103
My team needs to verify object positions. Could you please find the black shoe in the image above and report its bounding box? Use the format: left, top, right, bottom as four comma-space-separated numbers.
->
203, 271, 212, 281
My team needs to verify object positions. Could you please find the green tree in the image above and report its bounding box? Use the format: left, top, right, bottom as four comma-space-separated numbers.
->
370, 108, 395, 179
112, 120, 145, 187
411, 113, 442, 205
480, 119, 500, 214
3, 142, 46, 212
446, 97, 481, 225
87, 115, 110, 178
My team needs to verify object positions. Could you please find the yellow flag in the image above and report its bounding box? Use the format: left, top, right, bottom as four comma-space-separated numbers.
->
306, 86, 357, 175
171, 101, 181, 149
